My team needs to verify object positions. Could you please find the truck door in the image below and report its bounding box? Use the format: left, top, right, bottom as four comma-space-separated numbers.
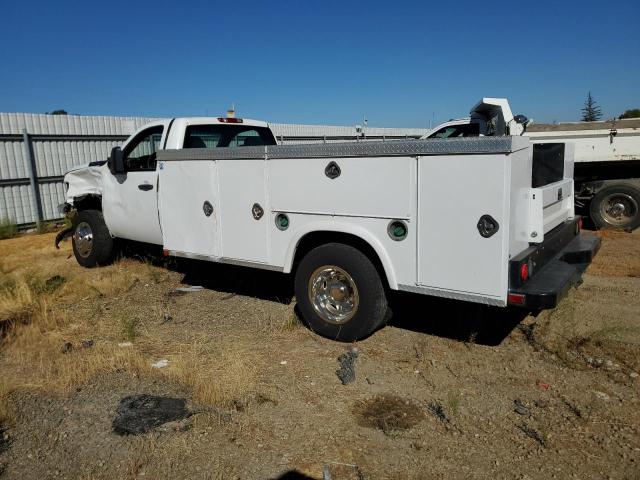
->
102, 125, 164, 245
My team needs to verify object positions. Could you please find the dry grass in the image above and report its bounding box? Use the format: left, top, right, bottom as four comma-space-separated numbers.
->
0, 231, 271, 426
166, 339, 258, 407
588, 230, 640, 277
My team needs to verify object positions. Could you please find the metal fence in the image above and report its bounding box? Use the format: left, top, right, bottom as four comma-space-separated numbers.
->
0, 112, 429, 226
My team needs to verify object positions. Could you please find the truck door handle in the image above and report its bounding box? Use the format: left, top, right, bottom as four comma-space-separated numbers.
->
138, 184, 153, 191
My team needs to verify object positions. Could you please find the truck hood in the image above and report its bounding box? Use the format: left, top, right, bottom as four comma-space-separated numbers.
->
64, 164, 104, 204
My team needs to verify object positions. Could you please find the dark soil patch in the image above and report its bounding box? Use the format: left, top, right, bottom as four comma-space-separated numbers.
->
353, 394, 423, 434
112, 394, 190, 435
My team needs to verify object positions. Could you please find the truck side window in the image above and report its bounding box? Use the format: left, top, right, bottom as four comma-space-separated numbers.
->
432, 123, 480, 138
183, 125, 277, 148
123, 126, 164, 172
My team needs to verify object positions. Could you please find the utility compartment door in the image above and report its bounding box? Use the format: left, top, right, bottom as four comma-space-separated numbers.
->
158, 160, 220, 257
217, 160, 268, 263
417, 154, 509, 301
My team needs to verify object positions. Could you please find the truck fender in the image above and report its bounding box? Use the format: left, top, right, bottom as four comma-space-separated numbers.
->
64, 165, 104, 204
282, 219, 399, 290
578, 178, 640, 196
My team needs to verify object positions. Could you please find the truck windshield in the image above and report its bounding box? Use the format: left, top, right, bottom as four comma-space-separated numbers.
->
183, 125, 276, 148
430, 123, 480, 138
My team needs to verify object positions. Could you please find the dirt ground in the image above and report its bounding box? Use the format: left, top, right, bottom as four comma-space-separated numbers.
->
0, 229, 639, 479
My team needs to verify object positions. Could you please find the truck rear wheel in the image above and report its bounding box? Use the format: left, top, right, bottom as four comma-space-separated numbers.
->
294, 243, 388, 341
72, 209, 115, 268
590, 184, 640, 231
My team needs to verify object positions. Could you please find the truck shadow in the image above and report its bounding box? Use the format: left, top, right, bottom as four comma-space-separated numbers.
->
386, 291, 530, 347
179, 261, 295, 304
119, 241, 529, 346
119, 240, 295, 303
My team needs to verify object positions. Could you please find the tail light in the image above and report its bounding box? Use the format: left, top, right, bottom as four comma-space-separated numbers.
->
520, 263, 529, 282
508, 293, 526, 305
217, 117, 243, 123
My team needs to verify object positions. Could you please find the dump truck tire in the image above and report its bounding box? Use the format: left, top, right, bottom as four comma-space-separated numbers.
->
590, 183, 640, 231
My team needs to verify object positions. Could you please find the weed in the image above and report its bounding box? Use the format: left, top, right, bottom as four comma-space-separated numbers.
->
0, 218, 17, 240
282, 310, 301, 331
426, 401, 449, 423
446, 393, 461, 416
120, 315, 137, 341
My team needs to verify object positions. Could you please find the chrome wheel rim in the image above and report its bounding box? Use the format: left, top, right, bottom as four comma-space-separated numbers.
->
308, 265, 359, 324
600, 193, 638, 227
74, 221, 93, 258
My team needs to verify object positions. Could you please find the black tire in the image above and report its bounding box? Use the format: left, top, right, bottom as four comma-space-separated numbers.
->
589, 184, 640, 231
294, 243, 388, 341
72, 209, 115, 268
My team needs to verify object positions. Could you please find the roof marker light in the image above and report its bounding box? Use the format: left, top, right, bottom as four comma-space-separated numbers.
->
218, 117, 243, 123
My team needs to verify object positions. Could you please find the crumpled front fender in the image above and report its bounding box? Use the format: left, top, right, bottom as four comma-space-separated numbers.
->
64, 165, 104, 204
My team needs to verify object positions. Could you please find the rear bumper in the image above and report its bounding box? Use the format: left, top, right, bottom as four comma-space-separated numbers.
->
508, 218, 601, 309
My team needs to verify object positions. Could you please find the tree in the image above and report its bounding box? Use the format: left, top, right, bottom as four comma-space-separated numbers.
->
620, 108, 640, 119
581, 92, 602, 122
47, 109, 68, 115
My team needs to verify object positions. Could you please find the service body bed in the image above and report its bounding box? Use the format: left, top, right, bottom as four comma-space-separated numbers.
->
156, 136, 599, 308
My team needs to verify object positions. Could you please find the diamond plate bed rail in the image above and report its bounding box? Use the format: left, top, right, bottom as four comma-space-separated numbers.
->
157, 136, 526, 162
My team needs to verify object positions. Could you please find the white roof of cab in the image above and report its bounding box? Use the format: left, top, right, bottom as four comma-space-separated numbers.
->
178, 117, 270, 128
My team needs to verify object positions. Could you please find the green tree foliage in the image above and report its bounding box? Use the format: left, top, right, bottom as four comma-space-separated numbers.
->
581, 92, 603, 122
620, 108, 640, 119
47, 109, 68, 115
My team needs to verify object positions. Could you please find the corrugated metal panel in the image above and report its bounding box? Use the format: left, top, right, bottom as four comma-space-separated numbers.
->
0, 141, 28, 179
0, 112, 161, 135
270, 122, 430, 138
0, 184, 35, 224
32, 139, 120, 177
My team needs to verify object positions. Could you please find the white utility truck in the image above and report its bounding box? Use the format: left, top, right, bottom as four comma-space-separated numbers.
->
425, 99, 640, 231
61, 104, 600, 341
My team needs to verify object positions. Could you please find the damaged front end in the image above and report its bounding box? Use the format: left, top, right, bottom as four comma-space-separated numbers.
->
55, 164, 105, 249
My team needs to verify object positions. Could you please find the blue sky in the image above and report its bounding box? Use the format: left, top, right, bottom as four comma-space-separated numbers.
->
0, 0, 638, 127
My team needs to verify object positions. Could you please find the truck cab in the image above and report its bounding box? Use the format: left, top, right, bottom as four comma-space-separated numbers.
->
64, 117, 277, 246
425, 98, 529, 139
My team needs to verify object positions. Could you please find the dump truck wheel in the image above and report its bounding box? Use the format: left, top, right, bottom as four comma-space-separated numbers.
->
590, 184, 640, 231
294, 243, 387, 341
72, 209, 114, 267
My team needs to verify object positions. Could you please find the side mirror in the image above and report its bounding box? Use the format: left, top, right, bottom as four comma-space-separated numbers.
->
108, 146, 125, 175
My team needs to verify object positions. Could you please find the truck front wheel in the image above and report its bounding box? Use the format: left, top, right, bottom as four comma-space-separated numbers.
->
294, 243, 388, 341
72, 209, 115, 267
590, 184, 640, 231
